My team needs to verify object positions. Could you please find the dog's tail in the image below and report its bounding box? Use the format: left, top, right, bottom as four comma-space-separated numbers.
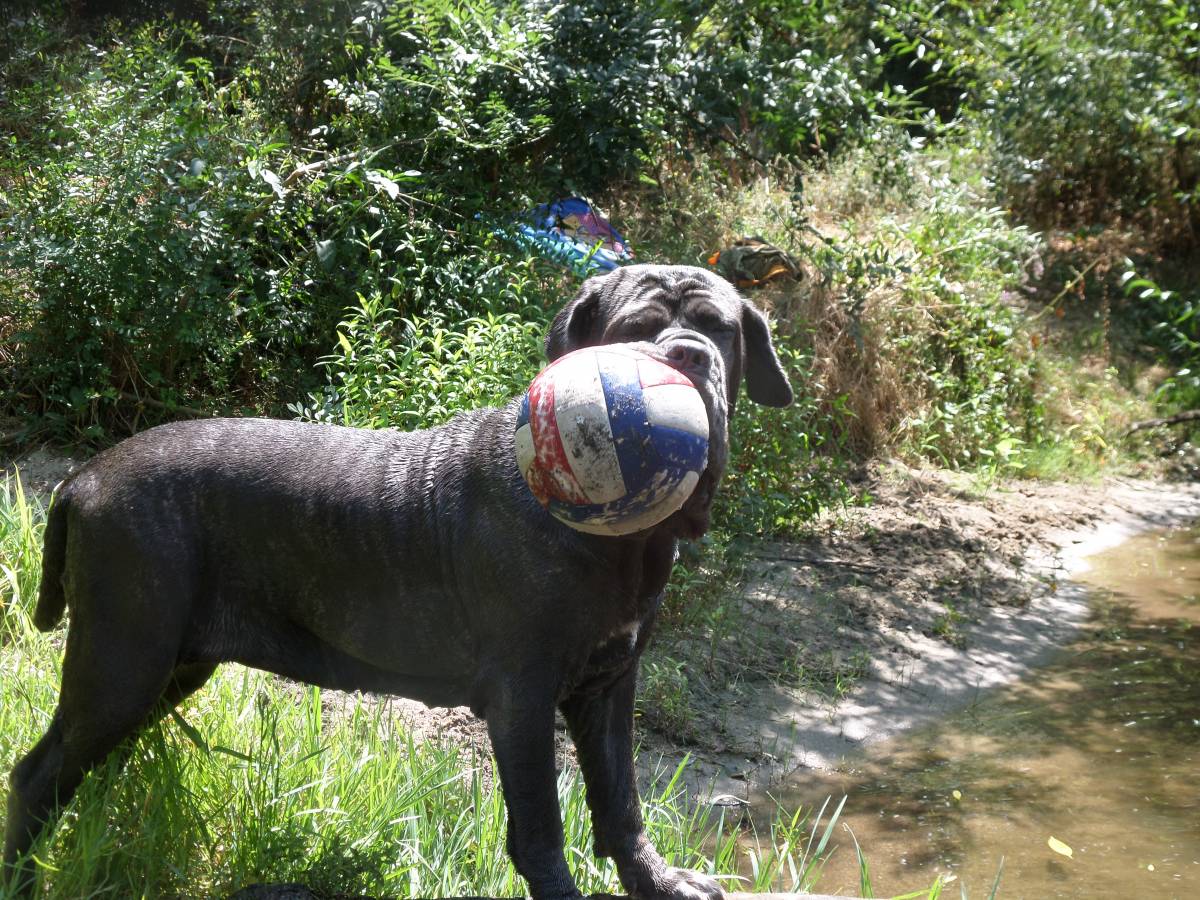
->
34, 491, 71, 631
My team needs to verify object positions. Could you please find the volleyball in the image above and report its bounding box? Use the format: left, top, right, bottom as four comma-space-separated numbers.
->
514, 345, 709, 536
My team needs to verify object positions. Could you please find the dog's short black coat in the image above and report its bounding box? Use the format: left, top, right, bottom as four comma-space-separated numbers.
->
3, 265, 792, 899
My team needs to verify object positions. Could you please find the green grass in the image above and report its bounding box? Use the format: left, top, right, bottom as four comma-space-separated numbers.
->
2, 476, 931, 898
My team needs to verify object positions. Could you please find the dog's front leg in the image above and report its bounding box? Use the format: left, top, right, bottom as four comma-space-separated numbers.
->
561, 669, 724, 900
486, 677, 582, 900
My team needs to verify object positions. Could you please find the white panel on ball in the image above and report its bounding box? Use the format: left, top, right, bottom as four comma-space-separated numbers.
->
641, 382, 708, 436
552, 351, 626, 504
513, 422, 535, 480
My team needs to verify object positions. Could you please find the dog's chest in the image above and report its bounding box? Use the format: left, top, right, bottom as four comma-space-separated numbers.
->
554, 534, 677, 699
572, 561, 671, 695
571, 615, 648, 697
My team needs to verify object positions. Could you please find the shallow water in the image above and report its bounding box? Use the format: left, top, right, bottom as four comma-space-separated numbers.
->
767, 526, 1200, 898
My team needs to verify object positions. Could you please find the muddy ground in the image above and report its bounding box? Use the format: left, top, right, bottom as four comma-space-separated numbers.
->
636, 464, 1200, 799
6, 446, 1199, 804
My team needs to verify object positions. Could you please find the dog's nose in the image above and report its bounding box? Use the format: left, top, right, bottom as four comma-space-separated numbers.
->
661, 337, 712, 379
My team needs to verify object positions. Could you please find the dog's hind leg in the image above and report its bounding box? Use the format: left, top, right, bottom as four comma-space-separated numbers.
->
2, 615, 190, 890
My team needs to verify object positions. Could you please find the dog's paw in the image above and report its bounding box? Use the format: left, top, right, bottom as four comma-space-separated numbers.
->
646, 866, 725, 900
615, 834, 724, 900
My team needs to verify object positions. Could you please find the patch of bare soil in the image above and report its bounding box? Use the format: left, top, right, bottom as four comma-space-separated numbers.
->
636, 463, 1200, 799
0, 439, 80, 496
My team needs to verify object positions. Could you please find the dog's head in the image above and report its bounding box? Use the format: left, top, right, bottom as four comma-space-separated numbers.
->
545, 264, 792, 539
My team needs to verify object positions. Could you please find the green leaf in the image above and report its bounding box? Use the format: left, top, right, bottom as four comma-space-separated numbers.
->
260, 168, 285, 199
1047, 836, 1074, 858
316, 239, 337, 270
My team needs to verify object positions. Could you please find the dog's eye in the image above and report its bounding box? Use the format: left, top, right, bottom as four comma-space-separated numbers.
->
694, 311, 732, 333
621, 316, 665, 338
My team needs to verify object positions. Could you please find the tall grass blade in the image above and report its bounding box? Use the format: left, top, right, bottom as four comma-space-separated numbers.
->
847, 824, 873, 898
986, 855, 1005, 900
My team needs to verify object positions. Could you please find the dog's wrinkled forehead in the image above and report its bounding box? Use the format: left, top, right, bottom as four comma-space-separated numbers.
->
599, 265, 740, 320
604, 264, 733, 300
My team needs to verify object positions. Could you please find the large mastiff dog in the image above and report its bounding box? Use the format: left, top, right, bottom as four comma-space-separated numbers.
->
4, 264, 792, 898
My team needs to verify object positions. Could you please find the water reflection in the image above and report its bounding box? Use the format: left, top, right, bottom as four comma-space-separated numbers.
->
765, 527, 1200, 898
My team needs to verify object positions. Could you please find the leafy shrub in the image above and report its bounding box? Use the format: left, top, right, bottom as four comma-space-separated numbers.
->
670, 1, 890, 161
6, 0, 1189, 514
709, 153, 1045, 473
884, 188, 1043, 465
876, 0, 1200, 243
0, 0, 896, 441
298, 289, 548, 430
0, 10, 579, 440
0, 29, 280, 437
1120, 265, 1200, 414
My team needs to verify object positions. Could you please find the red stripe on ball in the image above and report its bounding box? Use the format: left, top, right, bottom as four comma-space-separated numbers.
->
527, 371, 590, 505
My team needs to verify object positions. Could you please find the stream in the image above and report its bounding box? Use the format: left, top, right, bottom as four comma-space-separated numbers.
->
765, 525, 1200, 898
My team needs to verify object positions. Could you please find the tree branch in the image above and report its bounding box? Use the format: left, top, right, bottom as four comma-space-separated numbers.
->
1124, 409, 1200, 436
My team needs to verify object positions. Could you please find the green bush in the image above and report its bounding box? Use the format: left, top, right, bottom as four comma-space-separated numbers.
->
298, 288, 549, 430
1120, 264, 1200, 414
875, 0, 1200, 242
720, 341, 856, 535
888, 188, 1043, 466
0, 10, 575, 440
779, 159, 1045, 471
4, 0, 1192, 507
0, 0, 903, 441
669, 1, 892, 161
1, 29, 273, 435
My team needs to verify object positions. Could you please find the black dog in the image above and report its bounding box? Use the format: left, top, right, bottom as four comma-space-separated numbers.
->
3, 264, 792, 898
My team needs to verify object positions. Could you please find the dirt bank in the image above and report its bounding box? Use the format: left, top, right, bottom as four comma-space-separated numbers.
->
638, 464, 1200, 800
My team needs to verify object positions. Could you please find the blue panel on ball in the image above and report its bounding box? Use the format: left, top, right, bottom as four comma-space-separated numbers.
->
598, 358, 658, 493
516, 392, 531, 428
648, 424, 708, 471
547, 463, 692, 527
549, 497, 606, 524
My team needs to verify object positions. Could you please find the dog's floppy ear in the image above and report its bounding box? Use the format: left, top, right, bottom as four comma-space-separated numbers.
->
741, 299, 793, 407
545, 276, 608, 361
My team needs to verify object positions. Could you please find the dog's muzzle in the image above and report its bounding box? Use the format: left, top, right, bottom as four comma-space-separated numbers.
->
644, 331, 729, 540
